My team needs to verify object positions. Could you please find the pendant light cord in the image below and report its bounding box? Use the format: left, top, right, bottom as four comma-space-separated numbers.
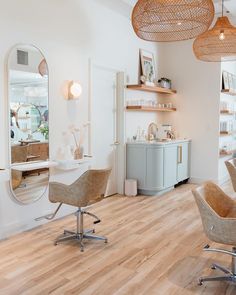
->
222, 0, 224, 17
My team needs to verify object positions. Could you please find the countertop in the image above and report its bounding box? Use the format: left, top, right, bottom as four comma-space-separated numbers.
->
126, 139, 191, 146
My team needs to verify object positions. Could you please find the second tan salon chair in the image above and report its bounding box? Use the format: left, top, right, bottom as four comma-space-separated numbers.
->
192, 182, 236, 285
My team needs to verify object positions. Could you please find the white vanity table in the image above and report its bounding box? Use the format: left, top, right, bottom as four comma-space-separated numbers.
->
55, 158, 92, 171
12, 161, 57, 171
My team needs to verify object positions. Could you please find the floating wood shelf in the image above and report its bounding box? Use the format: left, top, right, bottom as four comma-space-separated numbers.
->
220, 131, 233, 136
220, 110, 234, 115
221, 89, 236, 96
127, 84, 177, 95
126, 106, 176, 112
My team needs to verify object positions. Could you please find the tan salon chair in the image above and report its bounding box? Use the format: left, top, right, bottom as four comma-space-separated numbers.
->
192, 182, 236, 285
48, 169, 111, 252
225, 159, 236, 192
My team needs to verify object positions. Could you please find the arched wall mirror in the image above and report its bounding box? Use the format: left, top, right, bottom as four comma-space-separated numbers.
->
8, 44, 49, 205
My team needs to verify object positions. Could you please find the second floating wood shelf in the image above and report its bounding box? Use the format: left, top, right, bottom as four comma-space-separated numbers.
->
127, 84, 177, 95
126, 106, 176, 112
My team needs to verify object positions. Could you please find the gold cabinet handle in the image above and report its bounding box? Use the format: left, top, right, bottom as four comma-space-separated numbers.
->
178, 145, 183, 164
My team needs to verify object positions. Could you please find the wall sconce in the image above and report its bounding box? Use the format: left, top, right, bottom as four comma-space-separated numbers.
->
67, 81, 82, 100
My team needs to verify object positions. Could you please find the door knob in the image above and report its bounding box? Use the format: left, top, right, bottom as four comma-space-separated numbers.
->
111, 142, 120, 146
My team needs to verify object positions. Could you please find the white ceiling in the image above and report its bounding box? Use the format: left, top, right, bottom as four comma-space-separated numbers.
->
121, 0, 236, 24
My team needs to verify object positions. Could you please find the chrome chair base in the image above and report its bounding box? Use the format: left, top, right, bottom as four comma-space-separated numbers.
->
199, 245, 236, 285
55, 229, 108, 252
199, 263, 236, 285
54, 208, 108, 252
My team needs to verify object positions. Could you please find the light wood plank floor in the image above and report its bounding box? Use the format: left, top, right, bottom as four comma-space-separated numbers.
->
1, 183, 236, 295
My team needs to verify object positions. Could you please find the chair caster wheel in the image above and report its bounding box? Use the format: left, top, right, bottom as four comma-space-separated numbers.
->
198, 280, 203, 286
211, 265, 216, 270
54, 242, 58, 246
105, 239, 108, 244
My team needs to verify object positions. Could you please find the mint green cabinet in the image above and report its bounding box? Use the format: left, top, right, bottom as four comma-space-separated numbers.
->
126, 141, 190, 195
164, 145, 178, 188
126, 145, 146, 188
146, 146, 164, 190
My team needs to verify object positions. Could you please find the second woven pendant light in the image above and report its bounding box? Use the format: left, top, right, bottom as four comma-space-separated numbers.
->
193, 0, 236, 62
132, 0, 215, 42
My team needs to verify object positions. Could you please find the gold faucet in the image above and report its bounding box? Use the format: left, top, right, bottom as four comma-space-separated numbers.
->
147, 122, 158, 141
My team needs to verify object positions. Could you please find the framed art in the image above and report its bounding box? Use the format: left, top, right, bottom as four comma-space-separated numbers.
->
140, 49, 156, 85
222, 71, 229, 90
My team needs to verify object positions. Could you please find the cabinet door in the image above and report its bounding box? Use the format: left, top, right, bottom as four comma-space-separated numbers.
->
177, 142, 190, 182
126, 146, 146, 189
146, 147, 164, 190
164, 145, 178, 188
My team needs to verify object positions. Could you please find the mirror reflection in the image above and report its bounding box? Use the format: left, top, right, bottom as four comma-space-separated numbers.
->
9, 45, 49, 205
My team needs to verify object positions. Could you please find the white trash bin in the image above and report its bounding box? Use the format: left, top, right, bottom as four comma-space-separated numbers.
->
125, 179, 137, 196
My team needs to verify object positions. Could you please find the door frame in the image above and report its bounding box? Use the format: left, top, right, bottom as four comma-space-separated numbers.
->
88, 59, 126, 195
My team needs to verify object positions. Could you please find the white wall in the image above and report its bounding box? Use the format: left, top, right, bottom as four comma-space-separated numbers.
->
158, 40, 221, 183
0, 0, 161, 238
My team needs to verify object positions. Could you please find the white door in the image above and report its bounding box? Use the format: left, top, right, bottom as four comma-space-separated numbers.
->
91, 65, 118, 196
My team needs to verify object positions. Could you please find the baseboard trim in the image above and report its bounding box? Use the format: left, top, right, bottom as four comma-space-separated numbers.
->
0, 208, 75, 240
189, 177, 218, 184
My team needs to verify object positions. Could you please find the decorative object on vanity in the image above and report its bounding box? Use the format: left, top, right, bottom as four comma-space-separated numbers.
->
192, 182, 236, 286
66, 80, 82, 100
132, 0, 214, 42
48, 169, 111, 251
193, 0, 236, 62
158, 78, 171, 89
126, 84, 176, 95
139, 49, 156, 86
8, 44, 49, 205
147, 122, 158, 141
70, 123, 89, 160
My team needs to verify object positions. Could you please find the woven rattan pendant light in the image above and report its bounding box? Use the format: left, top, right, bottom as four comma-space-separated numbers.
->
193, 0, 236, 62
132, 0, 215, 42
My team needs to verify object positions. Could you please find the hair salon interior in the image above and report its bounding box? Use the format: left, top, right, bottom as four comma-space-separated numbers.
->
2, 0, 236, 294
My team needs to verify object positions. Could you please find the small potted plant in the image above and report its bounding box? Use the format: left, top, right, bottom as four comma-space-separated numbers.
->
38, 123, 49, 140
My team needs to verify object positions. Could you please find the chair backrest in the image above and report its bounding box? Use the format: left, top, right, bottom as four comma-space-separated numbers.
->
225, 159, 236, 192
192, 181, 236, 245
72, 169, 111, 206
49, 168, 111, 208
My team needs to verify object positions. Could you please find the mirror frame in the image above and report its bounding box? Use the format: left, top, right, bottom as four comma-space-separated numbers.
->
7, 43, 49, 205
